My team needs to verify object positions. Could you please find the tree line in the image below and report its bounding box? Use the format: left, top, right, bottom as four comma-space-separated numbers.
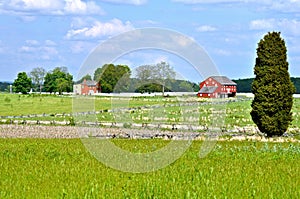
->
4, 62, 299, 95
12, 67, 73, 94
233, 77, 300, 94
90, 62, 198, 94
6, 61, 199, 94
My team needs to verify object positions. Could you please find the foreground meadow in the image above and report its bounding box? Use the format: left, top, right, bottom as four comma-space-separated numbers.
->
0, 139, 299, 198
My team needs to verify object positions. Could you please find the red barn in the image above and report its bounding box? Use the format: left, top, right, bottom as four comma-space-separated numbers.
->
73, 79, 101, 95
197, 76, 237, 98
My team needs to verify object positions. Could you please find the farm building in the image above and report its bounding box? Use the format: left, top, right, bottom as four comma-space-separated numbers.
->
73, 79, 101, 95
197, 76, 237, 98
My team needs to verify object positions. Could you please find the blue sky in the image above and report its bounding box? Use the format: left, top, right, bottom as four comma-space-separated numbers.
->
0, 0, 300, 83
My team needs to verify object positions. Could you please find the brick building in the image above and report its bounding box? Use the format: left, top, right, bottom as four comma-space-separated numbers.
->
73, 79, 100, 95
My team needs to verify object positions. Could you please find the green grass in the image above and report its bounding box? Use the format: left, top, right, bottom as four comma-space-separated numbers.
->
0, 94, 72, 116
0, 94, 177, 116
0, 139, 299, 198
1, 94, 300, 132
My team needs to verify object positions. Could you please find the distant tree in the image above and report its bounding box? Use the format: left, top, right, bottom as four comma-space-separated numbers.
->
94, 68, 103, 82
115, 65, 131, 92
153, 62, 176, 95
13, 72, 32, 94
94, 64, 131, 93
135, 62, 175, 95
77, 74, 92, 84
251, 32, 295, 137
56, 78, 69, 95
29, 67, 46, 93
135, 83, 168, 93
44, 67, 73, 94
233, 78, 254, 93
178, 81, 194, 92
0, 82, 11, 92
135, 65, 153, 83
291, 77, 300, 94
234, 77, 300, 93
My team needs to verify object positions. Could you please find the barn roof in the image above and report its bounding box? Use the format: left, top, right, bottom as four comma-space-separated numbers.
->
199, 86, 218, 94
210, 76, 237, 85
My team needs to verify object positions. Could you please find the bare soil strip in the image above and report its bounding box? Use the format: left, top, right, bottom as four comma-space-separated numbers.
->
0, 124, 299, 142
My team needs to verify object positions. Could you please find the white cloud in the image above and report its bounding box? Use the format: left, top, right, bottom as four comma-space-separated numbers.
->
99, 0, 147, 5
170, 35, 195, 47
278, 19, 300, 36
196, 25, 217, 32
70, 17, 96, 29
66, 18, 134, 39
41, 47, 59, 60
172, 0, 245, 4
19, 40, 59, 60
250, 19, 275, 30
7, 0, 63, 11
1, 0, 104, 15
20, 15, 36, 22
265, 0, 300, 12
70, 41, 95, 53
250, 18, 300, 36
172, 0, 300, 12
25, 39, 39, 46
45, 40, 57, 46
19, 46, 35, 53
64, 0, 104, 14
214, 49, 232, 56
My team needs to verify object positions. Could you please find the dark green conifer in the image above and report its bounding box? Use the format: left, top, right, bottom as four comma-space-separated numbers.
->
251, 32, 295, 137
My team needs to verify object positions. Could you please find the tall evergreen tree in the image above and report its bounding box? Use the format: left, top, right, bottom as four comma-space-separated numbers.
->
251, 32, 295, 137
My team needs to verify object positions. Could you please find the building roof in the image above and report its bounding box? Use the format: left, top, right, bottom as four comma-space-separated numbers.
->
210, 76, 237, 85
82, 80, 98, 86
199, 86, 218, 94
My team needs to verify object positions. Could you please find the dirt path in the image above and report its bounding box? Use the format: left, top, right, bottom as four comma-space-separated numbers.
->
0, 124, 299, 142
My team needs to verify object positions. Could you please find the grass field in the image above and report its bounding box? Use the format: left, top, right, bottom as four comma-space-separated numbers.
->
1, 94, 300, 198
0, 139, 299, 198
1, 94, 299, 132
0, 94, 175, 116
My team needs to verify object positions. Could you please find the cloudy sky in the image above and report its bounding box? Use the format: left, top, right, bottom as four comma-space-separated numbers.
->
0, 0, 299, 83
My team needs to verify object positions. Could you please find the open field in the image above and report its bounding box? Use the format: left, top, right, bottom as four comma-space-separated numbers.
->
0, 93, 174, 116
0, 139, 299, 198
1, 94, 299, 135
1, 94, 299, 198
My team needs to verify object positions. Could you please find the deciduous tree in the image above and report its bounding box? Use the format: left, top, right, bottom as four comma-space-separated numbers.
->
29, 67, 46, 93
135, 62, 176, 95
13, 72, 32, 94
44, 67, 73, 94
94, 64, 131, 93
77, 74, 92, 84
